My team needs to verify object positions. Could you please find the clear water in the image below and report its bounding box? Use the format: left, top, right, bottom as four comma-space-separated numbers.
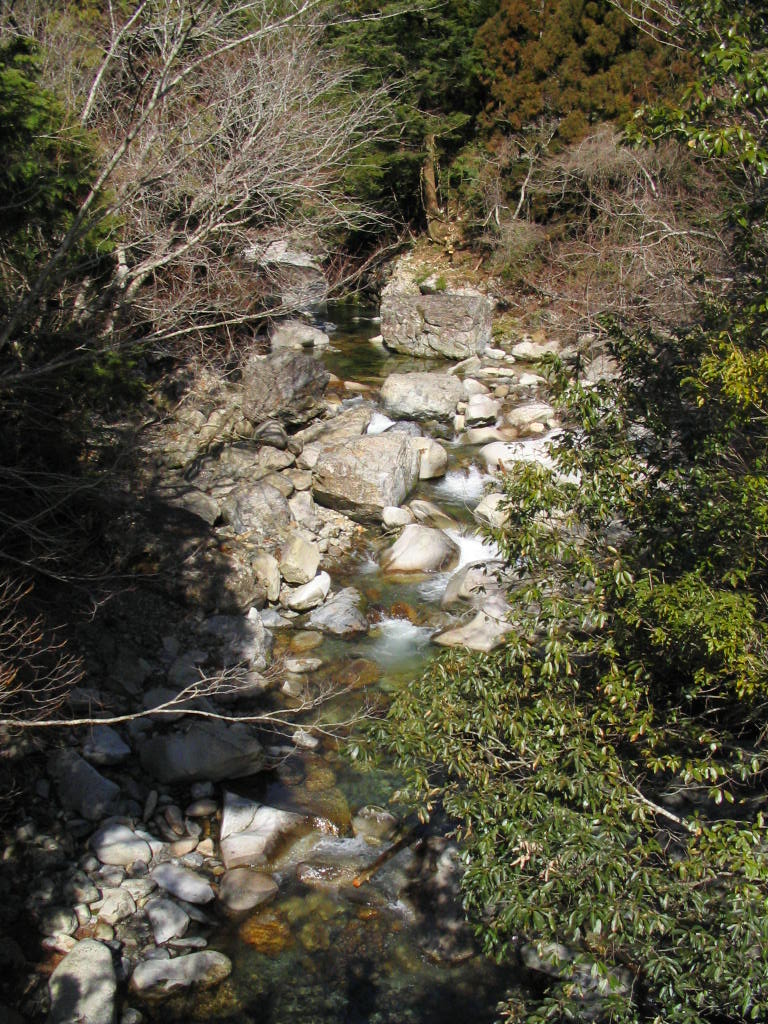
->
141, 303, 522, 1024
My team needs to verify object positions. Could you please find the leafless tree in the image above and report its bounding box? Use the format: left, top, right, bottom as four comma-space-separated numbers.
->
0, 1, 393, 361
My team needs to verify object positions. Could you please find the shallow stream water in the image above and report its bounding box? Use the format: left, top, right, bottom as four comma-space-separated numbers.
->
148, 303, 522, 1023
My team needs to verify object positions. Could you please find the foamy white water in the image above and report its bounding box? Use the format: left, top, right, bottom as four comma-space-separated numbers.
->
367, 616, 434, 667
430, 464, 489, 506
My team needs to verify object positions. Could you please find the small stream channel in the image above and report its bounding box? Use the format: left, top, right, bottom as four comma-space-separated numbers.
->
149, 303, 524, 1023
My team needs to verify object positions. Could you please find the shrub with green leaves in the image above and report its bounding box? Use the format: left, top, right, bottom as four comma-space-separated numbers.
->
364, 3, 768, 1021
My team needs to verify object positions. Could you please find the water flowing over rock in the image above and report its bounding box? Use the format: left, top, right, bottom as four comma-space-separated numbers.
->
380, 292, 492, 358
241, 350, 330, 427
312, 433, 420, 522
380, 372, 463, 423
48, 939, 117, 1024
380, 524, 461, 574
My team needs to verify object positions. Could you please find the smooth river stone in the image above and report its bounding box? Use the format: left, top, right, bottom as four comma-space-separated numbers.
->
147, 898, 190, 944
218, 868, 279, 913
48, 939, 116, 1024
380, 524, 460, 574
129, 950, 232, 1000
90, 823, 152, 866
151, 863, 215, 904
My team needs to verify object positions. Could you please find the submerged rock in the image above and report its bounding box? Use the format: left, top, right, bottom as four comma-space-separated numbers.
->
218, 868, 279, 913
129, 951, 231, 1000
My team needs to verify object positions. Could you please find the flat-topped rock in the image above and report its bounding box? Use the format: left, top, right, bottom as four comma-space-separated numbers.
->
380, 372, 463, 422
380, 292, 492, 358
312, 433, 419, 522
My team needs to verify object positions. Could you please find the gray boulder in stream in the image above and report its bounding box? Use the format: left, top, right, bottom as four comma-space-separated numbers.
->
312, 433, 419, 522
380, 372, 463, 423
241, 349, 329, 427
380, 292, 492, 358
380, 524, 460, 574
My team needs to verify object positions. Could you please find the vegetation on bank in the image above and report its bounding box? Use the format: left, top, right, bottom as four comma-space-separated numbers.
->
365, 2, 768, 1022
1, 2, 766, 1022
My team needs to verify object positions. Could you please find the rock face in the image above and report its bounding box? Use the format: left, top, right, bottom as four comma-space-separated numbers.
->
380, 524, 461, 574
48, 939, 116, 1024
380, 292, 492, 358
139, 721, 264, 784
129, 951, 232, 1000
241, 350, 329, 427
380, 372, 463, 423
312, 434, 419, 522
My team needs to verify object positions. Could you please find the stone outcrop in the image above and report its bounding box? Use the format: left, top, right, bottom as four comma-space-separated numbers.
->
380, 292, 492, 358
312, 433, 420, 522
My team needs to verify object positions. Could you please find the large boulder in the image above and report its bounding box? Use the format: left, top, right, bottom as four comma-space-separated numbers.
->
139, 720, 264, 784
312, 434, 419, 522
48, 939, 116, 1024
380, 524, 460, 574
380, 372, 463, 423
380, 292, 492, 358
241, 350, 329, 427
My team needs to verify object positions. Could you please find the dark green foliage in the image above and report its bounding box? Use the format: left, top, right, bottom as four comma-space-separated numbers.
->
476, 0, 686, 143
331, 0, 497, 223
